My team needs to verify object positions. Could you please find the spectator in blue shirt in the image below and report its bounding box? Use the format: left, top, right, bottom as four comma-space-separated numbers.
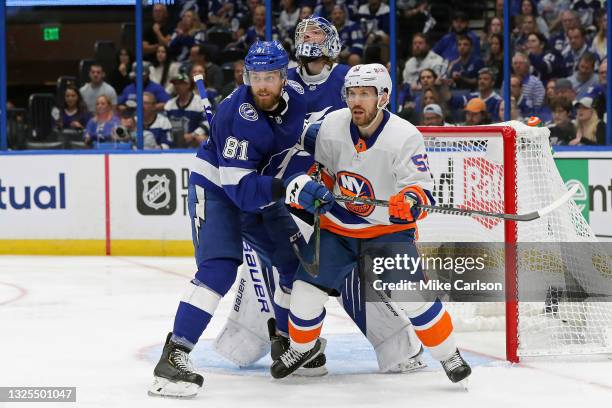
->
59, 85, 91, 131
142, 92, 174, 150
433, 11, 481, 62
562, 26, 591, 74
168, 9, 206, 62
164, 72, 209, 148
331, 4, 364, 66
549, 10, 580, 53
118, 61, 171, 112
83, 95, 120, 146
526, 32, 567, 84
447, 68, 502, 121
242, 5, 279, 49
358, 0, 390, 36
567, 52, 600, 96
512, 52, 546, 115
445, 35, 484, 90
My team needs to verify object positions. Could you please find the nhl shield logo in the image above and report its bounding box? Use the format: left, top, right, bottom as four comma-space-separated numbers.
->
136, 169, 176, 215
143, 174, 171, 210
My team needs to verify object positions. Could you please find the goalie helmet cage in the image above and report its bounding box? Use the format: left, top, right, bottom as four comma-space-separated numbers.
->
416, 121, 612, 363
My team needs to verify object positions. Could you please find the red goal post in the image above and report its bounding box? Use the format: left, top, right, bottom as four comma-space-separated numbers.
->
415, 122, 612, 362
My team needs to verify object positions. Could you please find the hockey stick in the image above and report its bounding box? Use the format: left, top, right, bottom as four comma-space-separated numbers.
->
334, 184, 579, 222
290, 165, 322, 278
193, 74, 214, 126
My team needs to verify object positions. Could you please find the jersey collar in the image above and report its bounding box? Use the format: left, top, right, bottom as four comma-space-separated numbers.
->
297, 63, 337, 86
349, 110, 390, 152
177, 92, 194, 110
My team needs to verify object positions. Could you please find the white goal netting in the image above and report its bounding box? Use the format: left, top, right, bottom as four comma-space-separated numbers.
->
418, 121, 612, 358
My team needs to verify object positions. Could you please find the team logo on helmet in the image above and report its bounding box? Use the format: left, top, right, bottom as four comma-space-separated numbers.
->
337, 171, 375, 217
287, 80, 304, 94
239, 103, 259, 121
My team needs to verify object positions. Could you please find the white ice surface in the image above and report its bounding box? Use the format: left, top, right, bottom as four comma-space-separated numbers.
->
1, 256, 612, 408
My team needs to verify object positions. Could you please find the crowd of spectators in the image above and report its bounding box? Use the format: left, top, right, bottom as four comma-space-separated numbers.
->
397, 0, 608, 145
30, 0, 611, 148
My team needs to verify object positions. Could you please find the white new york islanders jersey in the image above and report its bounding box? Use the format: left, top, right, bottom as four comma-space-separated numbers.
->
315, 108, 434, 238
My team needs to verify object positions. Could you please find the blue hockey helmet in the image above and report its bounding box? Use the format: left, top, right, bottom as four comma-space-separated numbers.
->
244, 40, 289, 73
295, 16, 342, 60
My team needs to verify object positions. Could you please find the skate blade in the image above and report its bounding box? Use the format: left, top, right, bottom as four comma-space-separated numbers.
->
293, 365, 329, 377
389, 360, 427, 373
148, 376, 201, 399
458, 378, 469, 392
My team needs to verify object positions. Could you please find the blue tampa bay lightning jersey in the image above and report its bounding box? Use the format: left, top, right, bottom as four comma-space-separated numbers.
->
189, 83, 306, 212
287, 64, 349, 126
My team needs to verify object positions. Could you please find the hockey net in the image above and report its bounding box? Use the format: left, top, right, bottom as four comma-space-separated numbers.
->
416, 121, 612, 361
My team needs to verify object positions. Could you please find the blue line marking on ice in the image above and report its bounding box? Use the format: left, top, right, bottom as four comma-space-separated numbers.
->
145, 333, 497, 376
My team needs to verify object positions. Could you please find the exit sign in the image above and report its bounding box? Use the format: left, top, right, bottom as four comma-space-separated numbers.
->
43, 26, 60, 41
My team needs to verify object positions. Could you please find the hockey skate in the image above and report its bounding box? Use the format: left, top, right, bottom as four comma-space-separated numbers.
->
268, 318, 327, 377
148, 333, 204, 398
270, 338, 327, 379
440, 349, 471, 387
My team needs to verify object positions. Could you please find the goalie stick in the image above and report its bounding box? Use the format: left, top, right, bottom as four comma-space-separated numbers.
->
333, 184, 579, 222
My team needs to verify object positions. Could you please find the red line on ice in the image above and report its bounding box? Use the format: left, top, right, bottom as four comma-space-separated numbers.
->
0, 281, 27, 305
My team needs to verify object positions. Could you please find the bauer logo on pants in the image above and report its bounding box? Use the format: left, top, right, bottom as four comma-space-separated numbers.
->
136, 169, 176, 215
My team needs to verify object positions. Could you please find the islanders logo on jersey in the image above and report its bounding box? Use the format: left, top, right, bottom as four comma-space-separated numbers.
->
337, 171, 375, 217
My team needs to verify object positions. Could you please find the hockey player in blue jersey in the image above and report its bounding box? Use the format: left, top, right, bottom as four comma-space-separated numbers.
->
284, 16, 427, 374
149, 40, 332, 398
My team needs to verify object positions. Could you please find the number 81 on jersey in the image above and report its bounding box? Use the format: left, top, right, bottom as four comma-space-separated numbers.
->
222, 137, 249, 160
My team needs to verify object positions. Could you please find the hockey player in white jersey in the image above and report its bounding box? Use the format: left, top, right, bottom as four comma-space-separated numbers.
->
273, 64, 472, 384
287, 16, 427, 374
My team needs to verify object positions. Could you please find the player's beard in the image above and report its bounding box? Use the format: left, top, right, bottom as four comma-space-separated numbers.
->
350, 105, 379, 128
252, 87, 283, 111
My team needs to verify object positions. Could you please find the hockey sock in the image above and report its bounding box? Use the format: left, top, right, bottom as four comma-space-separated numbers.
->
403, 298, 457, 361
288, 280, 329, 352
273, 286, 291, 336
172, 279, 223, 348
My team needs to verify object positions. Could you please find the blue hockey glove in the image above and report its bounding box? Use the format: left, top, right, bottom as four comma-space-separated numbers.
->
284, 174, 334, 214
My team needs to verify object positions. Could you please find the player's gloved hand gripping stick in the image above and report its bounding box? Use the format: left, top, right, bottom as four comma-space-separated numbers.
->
334, 184, 580, 222
284, 164, 333, 278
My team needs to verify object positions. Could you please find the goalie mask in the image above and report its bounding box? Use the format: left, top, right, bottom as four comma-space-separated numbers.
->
343, 63, 392, 111
295, 17, 342, 61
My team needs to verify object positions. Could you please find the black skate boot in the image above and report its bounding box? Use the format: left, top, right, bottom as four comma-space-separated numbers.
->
268, 318, 327, 376
270, 338, 327, 379
440, 349, 472, 384
148, 333, 204, 398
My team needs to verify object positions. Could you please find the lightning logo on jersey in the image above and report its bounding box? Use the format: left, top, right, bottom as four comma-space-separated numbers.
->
337, 171, 375, 217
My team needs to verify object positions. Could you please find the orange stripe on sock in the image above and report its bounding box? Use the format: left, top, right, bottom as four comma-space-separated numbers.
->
415, 311, 453, 347
288, 320, 322, 344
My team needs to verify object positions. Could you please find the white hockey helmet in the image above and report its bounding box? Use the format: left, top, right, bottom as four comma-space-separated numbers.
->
343, 63, 392, 110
